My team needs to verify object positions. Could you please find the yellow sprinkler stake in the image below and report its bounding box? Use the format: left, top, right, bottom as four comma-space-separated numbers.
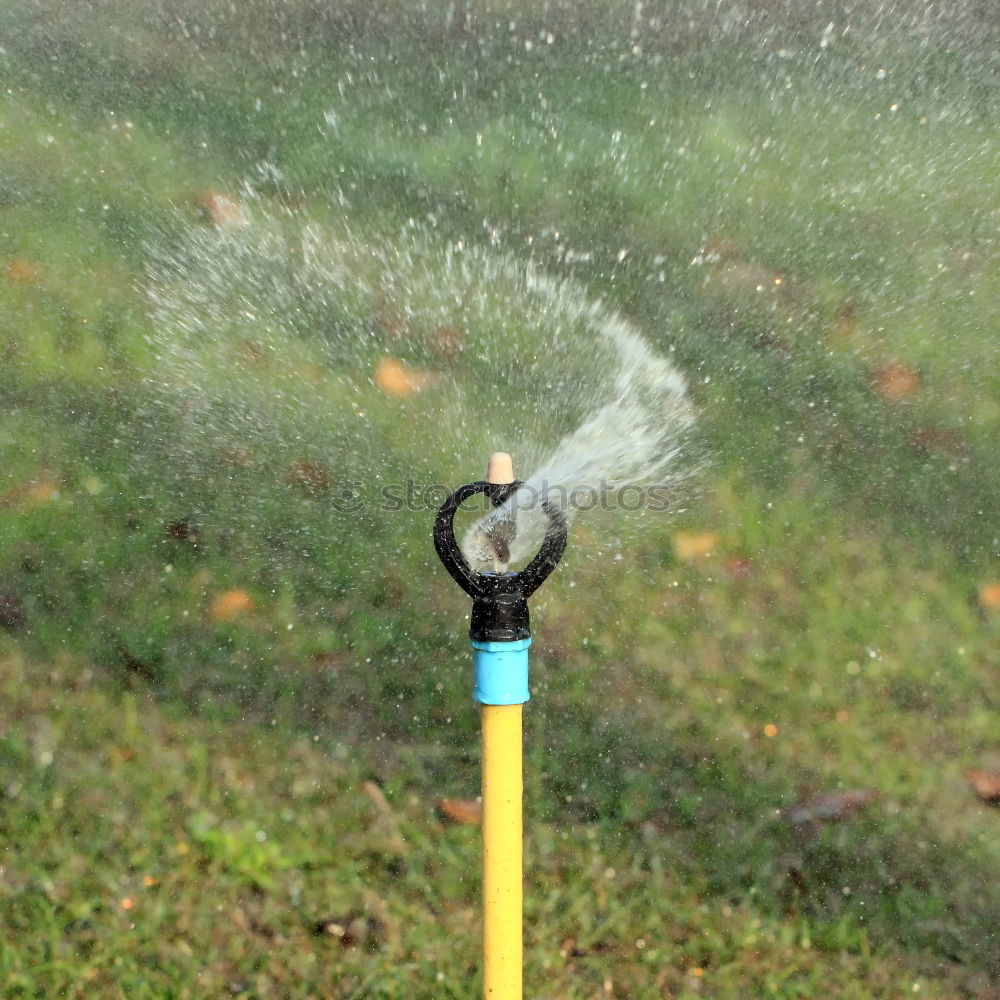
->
434, 453, 567, 1000
482, 702, 523, 999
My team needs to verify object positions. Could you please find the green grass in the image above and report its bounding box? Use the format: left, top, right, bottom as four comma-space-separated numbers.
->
2, 650, 996, 999
1, 1, 999, 996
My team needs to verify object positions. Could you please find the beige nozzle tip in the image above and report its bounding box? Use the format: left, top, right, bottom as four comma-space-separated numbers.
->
485, 452, 515, 485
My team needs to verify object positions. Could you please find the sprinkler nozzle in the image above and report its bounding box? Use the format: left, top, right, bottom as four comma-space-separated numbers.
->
433, 456, 567, 642
486, 452, 515, 485
482, 452, 517, 566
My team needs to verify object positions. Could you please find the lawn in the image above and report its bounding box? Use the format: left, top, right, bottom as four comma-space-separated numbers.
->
1, 2, 998, 997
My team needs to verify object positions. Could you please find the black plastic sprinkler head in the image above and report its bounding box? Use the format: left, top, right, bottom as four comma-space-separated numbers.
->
433, 455, 568, 643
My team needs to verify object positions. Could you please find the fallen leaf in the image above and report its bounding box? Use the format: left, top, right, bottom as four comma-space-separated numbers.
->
673, 531, 719, 561
873, 362, 919, 402
195, 189, 247, 228
237, 340, 265, 363
964, 769, 1000, 804
0, 591, 27, 632
360, 780, 393, 816
359, 781, 408, 857
373, 356, 437, 397
285, 460, 330, 494
437, 798, 482, 825
2, 478, 61, 507
977, 582, 1000, 611
312, 913, 385, 949
210, 589, 254, 622
909, 428, 968, 456
428, 324, 464, 360
787, 789, 878, 825
559, 935, 615, 959
375, 309, 410, 341
309, 651, 344, 670
5, 258, 42, 283
165, 519, 200, 547
724, 555, 753, 578
115, 642, 157, 684
830, 298, 862, 347
786, 864, 809, 898
231, 906, 277, 940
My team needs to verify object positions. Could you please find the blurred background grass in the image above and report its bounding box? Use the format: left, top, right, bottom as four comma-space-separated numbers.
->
0, 2, 998, 996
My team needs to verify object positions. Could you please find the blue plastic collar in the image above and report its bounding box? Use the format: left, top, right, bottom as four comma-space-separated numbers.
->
472, 638, 531, 705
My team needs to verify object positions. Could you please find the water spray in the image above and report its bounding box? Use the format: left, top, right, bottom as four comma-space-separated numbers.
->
434, 452, 568, 1000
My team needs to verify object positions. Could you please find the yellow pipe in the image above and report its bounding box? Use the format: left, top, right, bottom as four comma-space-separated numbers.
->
481, 702, 522, 1000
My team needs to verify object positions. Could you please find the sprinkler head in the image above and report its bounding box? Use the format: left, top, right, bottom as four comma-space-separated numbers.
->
433, 455, 567, 642
485, 451, 515, 485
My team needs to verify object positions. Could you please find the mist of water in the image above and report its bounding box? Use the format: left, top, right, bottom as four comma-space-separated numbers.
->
145, 194, 695, 565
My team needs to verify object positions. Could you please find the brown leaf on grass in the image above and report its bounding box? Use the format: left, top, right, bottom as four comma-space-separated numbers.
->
231, 906, 278, 941
373, 356, 438, 397
872, 362, 919, 402
236, 340, 264, 363
964, 769, 1000, 804
5, 258, 43, 283
379, 312, 410, 341
312, 913, 385, 948
977, 583, 1000, 611
559, 936, 615, 959
372, 570, 406, 610
195, 190, 247, 228
114, 642, 157, 684
673, 531, 719, 562
428, 324, 464, 360
309, 651, 344, 671
786, 864, 809, 898
830, 298, 861, 347
786, 789, 878, 825
360, 780, 409, 858
285, 460, 331, 494
360, 780, 393, 816
0, 591, 27, 632
2, 478, 61, 507
724, 555, 753, 578
437, 798, 482, 825
209, 589, 255, 622
165, 519, 200, 547
909, 428, 969, 457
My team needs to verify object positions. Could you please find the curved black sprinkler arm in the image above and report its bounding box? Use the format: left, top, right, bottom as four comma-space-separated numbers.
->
433, 479, 568, 643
